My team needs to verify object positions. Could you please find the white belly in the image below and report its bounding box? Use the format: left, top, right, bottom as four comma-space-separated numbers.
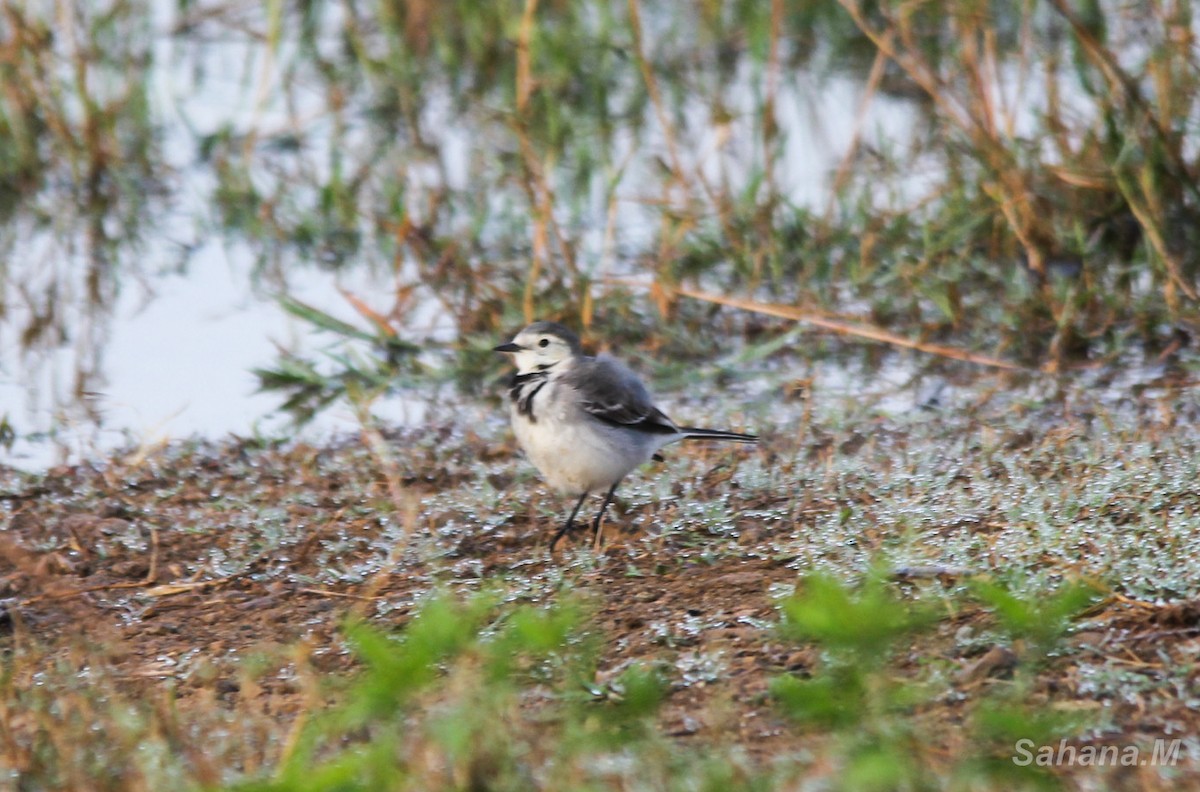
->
511, 384, 665, 495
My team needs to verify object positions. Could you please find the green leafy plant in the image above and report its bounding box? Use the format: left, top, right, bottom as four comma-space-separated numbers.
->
771, 570, 941, 790
969, 578, 1103, 657
226, 591, 747, 792
770, 570, 1101, 790
253, 296, 423, 425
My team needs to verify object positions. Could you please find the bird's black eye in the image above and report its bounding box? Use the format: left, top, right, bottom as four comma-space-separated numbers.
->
538, 338, 550, 348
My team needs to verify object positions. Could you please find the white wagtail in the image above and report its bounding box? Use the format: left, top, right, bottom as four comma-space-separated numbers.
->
494, 321, 758, 549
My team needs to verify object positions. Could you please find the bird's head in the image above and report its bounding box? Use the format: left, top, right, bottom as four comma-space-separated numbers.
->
493, 321, 581, 374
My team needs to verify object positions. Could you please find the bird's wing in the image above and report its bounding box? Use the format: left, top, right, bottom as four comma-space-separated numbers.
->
564, 355, 679, 435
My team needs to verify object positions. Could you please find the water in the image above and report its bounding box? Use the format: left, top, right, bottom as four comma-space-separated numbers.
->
0, 1, 986, 471
1, 2, 446, 469
0, 240, 433, 468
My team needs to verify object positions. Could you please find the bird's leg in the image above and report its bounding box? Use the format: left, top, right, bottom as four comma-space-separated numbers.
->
549, 492, 590, 550
590, 481, 621, 545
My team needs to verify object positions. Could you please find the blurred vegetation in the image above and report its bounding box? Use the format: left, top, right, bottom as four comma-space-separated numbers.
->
0, 0, 160, 232
2, 0, 1199, 421
0, 0, 165, 426
0, 590, 756, 790
0, 572, 1107, 790
772, 571, 1103, 790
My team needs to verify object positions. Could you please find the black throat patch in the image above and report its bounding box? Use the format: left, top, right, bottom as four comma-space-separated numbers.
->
509, 370, 549, 422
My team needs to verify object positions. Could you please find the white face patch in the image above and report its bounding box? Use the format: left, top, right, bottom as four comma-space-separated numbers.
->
508, 331, 574, 374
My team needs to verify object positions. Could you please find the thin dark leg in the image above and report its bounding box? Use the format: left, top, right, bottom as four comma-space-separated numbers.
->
590, 481, 621, 543
550, 492, 590, 550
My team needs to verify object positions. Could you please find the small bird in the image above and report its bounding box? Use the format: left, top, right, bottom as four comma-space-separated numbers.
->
494, 321, 757, 549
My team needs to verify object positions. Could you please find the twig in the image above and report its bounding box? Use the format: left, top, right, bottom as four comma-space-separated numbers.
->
674, 286, 1030, 372
1109, 592, 1159, 610
1044, 0, 1200, 207
824, 29, 892, 222
626, 0, 683, 181
891, 565, 973, 580
836, 0, 1047, 274
20, 526, 161, 604
298, 587, 382, 602
512, 0, 579, 319
145, 525, 159, 583
1108, 626, 1200, 645
142, 578, 230, 598
763, 0, 783, 200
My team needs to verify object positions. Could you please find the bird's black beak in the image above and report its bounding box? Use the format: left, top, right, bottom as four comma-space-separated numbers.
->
493, 342, 522, 353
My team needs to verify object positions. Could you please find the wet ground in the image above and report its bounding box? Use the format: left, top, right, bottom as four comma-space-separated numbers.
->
3, 372, 1200, 788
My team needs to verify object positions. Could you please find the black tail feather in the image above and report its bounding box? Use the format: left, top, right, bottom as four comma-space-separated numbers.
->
677, 427, 758, 443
